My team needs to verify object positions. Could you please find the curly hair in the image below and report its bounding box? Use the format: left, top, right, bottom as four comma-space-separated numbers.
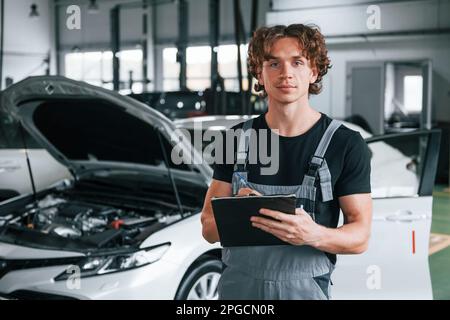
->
248, 24, 331, 96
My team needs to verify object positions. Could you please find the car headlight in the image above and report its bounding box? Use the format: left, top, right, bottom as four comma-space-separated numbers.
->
55, 243, 170, 281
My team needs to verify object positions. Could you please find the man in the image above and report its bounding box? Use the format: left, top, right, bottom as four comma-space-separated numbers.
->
201, 24, 372, 300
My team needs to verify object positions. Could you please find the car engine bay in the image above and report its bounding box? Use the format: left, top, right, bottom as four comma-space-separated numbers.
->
0, 193, 185, 250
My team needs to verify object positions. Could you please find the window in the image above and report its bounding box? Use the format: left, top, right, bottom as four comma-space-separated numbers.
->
162, 44, 250, 92
64, 49, 143, 93
187, 46, 211, 91
403, 75, 423, 113
65, 51, 111, 87
218, 44, 249, 92
118, 49, 144, 94
163, 47, 180, 91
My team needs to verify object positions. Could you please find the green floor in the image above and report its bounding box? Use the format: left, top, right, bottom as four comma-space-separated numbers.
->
430, 185, 450, 300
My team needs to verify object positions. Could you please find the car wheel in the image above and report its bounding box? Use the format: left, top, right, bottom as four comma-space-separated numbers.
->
175, 258, 222, 300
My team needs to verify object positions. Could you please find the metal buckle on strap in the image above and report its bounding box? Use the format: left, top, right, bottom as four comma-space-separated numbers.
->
307, 156, 324, 177
311, 156, 324, 166
233, 162, 247, 171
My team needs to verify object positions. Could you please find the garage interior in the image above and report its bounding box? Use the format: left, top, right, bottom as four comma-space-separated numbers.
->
0, 0, 449, 300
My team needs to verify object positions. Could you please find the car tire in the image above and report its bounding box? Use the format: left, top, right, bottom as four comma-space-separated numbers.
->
175, 257, 222, 300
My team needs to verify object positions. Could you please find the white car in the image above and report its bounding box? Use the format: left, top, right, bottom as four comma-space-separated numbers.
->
0, 76, 221, 300
175, 115, 441, 299
0, 77, 441, 300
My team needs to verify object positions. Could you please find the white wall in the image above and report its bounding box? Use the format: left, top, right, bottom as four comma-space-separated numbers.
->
57, 0, 271, 48
268, 0, 450, 36
272, 0, 394, 10
1, 0, 54, 90
268, 0, 450, 122
324, 35, 450, 122
56, 0, 271, 91
57, 0, 143, 51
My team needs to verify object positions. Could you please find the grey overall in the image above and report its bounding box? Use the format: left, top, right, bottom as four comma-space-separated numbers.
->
218, 118, 342, 300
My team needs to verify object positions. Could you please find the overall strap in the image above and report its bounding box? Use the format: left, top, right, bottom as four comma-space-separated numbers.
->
302, 119, 342, 202
234, 119, 254, 172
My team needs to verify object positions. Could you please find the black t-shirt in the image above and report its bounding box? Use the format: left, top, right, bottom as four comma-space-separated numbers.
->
213, 112, 371, 235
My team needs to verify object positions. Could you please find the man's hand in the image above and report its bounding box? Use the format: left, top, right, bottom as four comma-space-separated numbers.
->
252, 193, 372, 254
201, 179, 233, 244
250, 207, 324, 247
236, 188, 262, 197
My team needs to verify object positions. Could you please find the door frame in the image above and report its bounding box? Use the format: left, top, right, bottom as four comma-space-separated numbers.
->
346, 61, 385, 135
365, 129, 441, 197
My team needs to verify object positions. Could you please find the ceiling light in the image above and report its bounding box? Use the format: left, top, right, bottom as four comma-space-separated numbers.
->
29, 3, 39, 18
88, 0, 99, 14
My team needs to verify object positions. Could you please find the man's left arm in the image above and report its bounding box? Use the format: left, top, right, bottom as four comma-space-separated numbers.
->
314, 193, 372, 254
315, 130, 373, 254
252, 130, 373, 254
251, 193, 372, 254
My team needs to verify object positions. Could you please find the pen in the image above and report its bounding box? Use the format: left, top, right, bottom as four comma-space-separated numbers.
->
235, 172, 250, 188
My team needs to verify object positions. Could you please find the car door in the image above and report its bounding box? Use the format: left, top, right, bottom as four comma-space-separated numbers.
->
331, 130, 440, 299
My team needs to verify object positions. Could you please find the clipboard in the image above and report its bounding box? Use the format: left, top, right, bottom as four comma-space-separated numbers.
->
211, 194, 296, 247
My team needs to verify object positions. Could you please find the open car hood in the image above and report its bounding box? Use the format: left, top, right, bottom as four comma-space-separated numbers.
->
0, 76, 210, 180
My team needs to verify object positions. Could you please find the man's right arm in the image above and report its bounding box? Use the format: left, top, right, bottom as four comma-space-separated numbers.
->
201, 179, 232, 243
